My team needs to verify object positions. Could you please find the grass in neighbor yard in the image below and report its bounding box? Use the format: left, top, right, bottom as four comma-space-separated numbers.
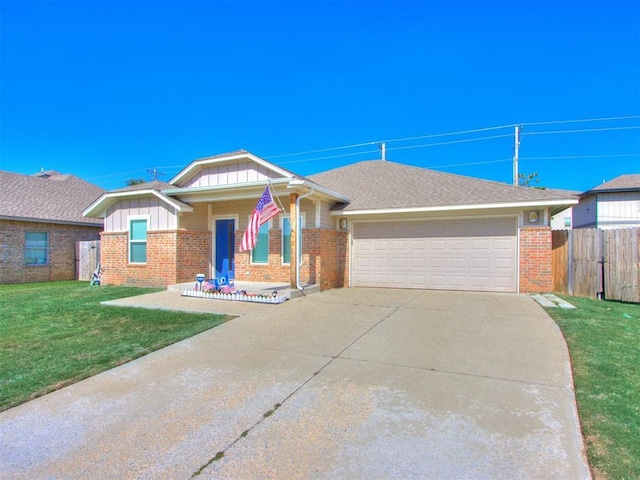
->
0, 281, 232, 412
545, 295, 640, 480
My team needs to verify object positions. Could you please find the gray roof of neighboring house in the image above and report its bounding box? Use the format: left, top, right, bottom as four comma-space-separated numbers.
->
584, 174, 640, 194
308, 160, 578, 212
0, 170, 105, 226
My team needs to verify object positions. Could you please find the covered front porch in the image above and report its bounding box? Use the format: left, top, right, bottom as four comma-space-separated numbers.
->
86, 151, 350, 290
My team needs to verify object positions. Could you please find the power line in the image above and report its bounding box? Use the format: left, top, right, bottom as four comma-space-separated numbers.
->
521, 114, 640, 128
279, 149, 380, 165
521, 153, 640, 161
266, 141, 378, 160
386, 133, 514, 152
279, 133, 516, 165
87, 115, 640, 182
86, 168, 150, 181
266, 114, 640, 161
523, 125, 640, 136
426, 158, 511, 169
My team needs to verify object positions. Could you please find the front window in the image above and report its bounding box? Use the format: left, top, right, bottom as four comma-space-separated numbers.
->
129, 218, 147, 263
281, 215, 304, 265
251, 221, 270, 264
25, 231, 48, 265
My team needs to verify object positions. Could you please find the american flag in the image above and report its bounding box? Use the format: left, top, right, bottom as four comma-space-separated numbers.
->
240, 186, 281, 252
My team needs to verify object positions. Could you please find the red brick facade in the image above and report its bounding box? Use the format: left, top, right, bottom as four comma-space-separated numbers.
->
300, 229, 349, 290
0, 219, 102, 284
101, 230, 211, 288
99, 222, 554, 294
234, 228, 348, 290
235, 229, 289, 283
518, 226, 552, 293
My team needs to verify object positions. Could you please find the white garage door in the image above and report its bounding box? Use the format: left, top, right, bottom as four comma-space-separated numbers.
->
352, 218, 517, 292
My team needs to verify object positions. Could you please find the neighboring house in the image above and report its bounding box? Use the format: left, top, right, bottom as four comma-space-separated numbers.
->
548, 190, 580, 230
0, 170, 104, 284
573, 174, 640, 229
84, 150, 578, 293
550, 207, 574, 229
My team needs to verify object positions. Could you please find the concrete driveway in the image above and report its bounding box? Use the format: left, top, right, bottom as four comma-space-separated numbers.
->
0, 288, 590, 479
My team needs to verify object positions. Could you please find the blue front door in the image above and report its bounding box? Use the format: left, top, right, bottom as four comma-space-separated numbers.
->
215, 219, 235, 280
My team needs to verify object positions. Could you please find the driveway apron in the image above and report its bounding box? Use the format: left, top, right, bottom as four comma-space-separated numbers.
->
0, 288, 590, 479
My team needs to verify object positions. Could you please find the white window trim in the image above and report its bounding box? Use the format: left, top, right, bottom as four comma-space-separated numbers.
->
128, 214, 150, 265
280, 213, 305, 266
250, 218, 272, 265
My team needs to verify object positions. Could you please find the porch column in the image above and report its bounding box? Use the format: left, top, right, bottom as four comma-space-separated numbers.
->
289, 192, 298, 288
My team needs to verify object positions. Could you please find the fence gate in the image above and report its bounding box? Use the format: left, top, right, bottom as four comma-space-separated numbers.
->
76, 240, 100, 281
604, 228, 640, 303
552, 228, 639, 303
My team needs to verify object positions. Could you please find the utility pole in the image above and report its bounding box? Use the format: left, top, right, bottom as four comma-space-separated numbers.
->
513, 126, 520, 186
378, 142, 386, 161
147, 168, 165, 181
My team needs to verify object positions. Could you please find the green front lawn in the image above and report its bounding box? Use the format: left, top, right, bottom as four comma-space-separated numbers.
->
545, 296, 640, 480
0, 281, 231, 412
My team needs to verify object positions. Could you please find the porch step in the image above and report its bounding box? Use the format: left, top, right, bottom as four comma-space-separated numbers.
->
289, 284, 321, 299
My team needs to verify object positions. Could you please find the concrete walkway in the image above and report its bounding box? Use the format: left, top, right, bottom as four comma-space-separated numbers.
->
0, 288, 590, 479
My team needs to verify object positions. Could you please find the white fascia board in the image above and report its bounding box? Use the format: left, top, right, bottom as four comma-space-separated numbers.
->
287, 179, 350, 203
169, 152, 294, 185
83, 189, 193, 218
332, 198, 579, 216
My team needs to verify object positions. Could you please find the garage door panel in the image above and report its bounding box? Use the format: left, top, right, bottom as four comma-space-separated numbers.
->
449, 257, 467, 269
450, 239, 467, 250
352, 219, 516, 293
471, 258, 489, 269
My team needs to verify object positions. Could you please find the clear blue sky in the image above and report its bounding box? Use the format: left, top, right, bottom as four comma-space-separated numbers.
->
1, 1, 639, 192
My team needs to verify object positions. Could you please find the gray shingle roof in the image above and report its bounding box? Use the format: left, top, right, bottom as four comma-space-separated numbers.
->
586, 174, 640, 193
0, 170, 104, 225
308, 160, 577, 212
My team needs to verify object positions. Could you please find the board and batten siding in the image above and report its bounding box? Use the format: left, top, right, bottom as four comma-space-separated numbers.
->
105, 198, 178, 232
597, 192, 640, 228
318, 200, 335, 229
181, 162, 286, 188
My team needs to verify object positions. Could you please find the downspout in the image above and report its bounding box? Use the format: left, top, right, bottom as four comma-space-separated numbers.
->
296, 188, 315, 290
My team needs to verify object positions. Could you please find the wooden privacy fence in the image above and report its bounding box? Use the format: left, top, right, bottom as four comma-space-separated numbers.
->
76, 240, 100, 281
552, 228, 639, 303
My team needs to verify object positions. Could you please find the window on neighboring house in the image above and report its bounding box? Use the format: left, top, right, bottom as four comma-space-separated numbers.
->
25, 231, 48, 265
251, 221, 270, 264
129, 218, 148, 263
564, 217, 572, 227
281, 215, 304, 265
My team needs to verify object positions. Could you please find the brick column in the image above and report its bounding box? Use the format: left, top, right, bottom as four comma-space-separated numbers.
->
519, 226, 552, 293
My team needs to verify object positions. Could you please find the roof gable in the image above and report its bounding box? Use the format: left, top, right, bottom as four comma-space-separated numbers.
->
170, 150, 296, 188
0, 170, 104, 226
83, 182, 193, 219
308, 160, 578, 213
